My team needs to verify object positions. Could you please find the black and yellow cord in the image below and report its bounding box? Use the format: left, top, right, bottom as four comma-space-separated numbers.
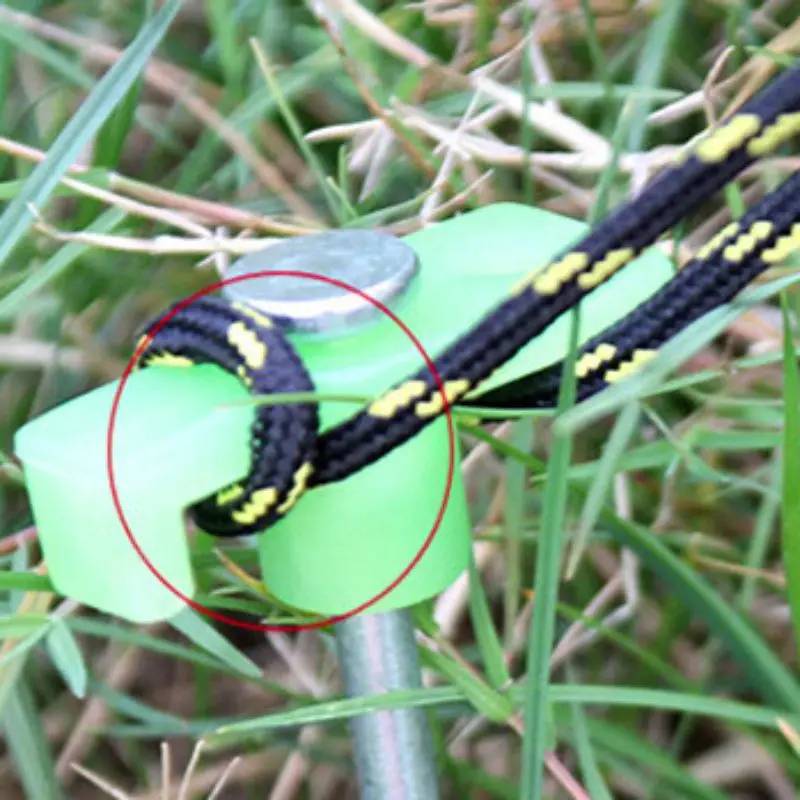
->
137, 61, 800, 538
479, 168, 800, 409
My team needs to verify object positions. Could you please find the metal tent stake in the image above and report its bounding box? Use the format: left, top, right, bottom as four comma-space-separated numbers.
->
336, 611, 438, 799
222, 231, 441, 799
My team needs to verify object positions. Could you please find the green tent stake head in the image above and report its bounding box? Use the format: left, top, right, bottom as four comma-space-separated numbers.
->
13, 203, 675, 623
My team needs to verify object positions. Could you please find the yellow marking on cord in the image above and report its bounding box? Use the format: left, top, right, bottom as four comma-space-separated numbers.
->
575, 343, 617, 379
761, 223, 800, 264
750, 221, 774, 239
232, 487, 278, 525
415, 380, 471, 418
604, 349, 657, 383
144, 352, 194, 368
227, 321, 267, 370
277, 462, 314, 515
533, 252, 590, 295
232, 301, 273, 329
696, 222, 739, 260
217, 483, 245, 506
695, 114, 761, 163
722, 220, 774, 263
747, 112, 800, 157
368, 380, 428, 418
512, 252, 589, 296
577, 248, 634, 290
236, 364, 253, 388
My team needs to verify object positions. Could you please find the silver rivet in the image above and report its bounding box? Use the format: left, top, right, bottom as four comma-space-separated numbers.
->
221, 230, 419, 334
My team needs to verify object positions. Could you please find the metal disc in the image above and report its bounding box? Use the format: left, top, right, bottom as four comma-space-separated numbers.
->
221, 229, 419, 334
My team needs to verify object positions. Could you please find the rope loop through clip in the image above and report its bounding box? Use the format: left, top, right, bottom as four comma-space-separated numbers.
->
137, 296, 319, 536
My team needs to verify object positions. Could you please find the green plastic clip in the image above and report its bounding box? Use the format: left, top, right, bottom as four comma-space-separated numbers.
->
14, 203, 674, 623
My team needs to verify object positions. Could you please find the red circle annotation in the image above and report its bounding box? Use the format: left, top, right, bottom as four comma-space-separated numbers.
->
106, 270, 456, 633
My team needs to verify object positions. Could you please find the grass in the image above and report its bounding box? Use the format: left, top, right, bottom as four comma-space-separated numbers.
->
1, 0, 800, 798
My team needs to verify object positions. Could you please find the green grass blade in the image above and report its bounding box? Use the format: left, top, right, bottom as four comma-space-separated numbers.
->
2, 681, 60, 800
205, 0, 247, 92
0, 572, 53, 593
207, 681, 799, 746
460, 424, 546, 474
780, 296, 800, 664
45, 618, 87, 699
566, 666, 614, 800
0, 613, 50, 639
548, 684, 799, 728
88, 680, 190, 732
81, 63, 145, 224
624, 0, 684, 152
250, 39, 347, 224
468, 554, 511, 690
418, 646, 513, 724
739, 458, 781, 610
577, 0, 611, 89
520, 309, 580, 800
0, 0, 182, 273
168, 607, 262, 679
68, 617, 289, 695
567, 401, 641, 577
209, 687, 461, 745
558, 602, 695, 690
504, 420, 534, 644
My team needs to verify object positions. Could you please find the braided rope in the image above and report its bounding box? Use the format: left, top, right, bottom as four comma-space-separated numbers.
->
480, 169, 800, 408
139, 62, 800, 537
